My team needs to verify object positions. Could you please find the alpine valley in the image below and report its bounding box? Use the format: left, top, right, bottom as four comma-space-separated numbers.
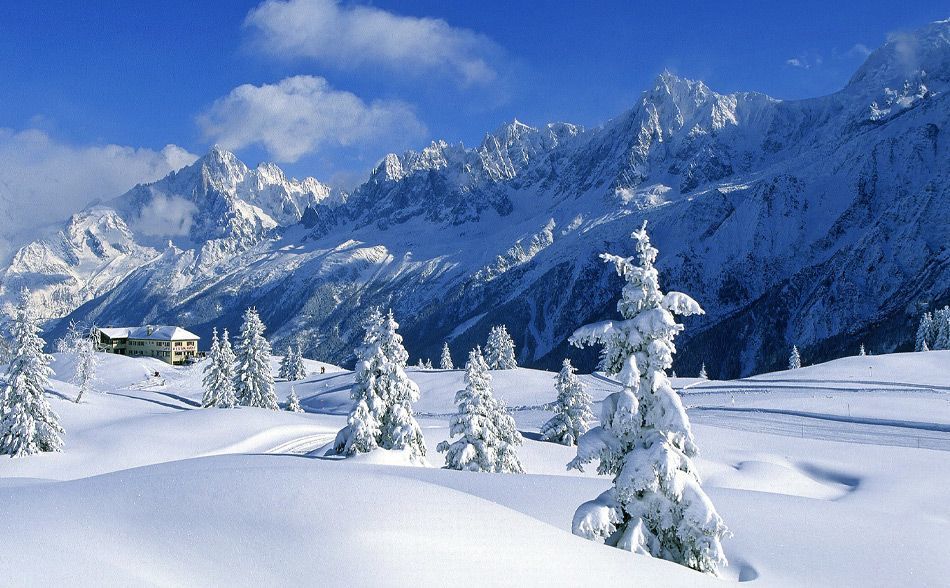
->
2, 20, 948, 378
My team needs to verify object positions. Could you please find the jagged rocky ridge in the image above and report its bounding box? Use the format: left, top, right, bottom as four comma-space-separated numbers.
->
2, 19, 948, 377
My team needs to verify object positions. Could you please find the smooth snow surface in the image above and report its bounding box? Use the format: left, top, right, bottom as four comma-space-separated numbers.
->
1, 351, 948, 585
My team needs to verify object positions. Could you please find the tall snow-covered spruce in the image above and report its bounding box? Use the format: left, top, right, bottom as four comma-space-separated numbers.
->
278, 346, 294, 381
233, 308, 278, 410
332, 309, 426, 464
484, 325, 518, 370
567, 221, 726, 575
440, 342, 454, 370
0, 289, 64, 457
202, 328, 237, 408
540, 358, 593, 446
437, 347, 524, 472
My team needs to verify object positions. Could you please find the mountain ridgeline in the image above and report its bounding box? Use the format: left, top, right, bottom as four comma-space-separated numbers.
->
2, 20, 948, 378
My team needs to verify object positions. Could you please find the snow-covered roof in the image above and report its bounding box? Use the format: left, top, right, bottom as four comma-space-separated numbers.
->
97, 326, 200, 341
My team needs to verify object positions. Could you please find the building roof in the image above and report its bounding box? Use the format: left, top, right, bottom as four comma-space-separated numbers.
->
97, 326, 200, 341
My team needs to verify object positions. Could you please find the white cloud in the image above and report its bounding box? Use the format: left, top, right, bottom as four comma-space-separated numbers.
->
847, 43, 873, 58
132, 195, 198, 237
0, 129, 197, 261
244, 0, 501, 86
786, 58, 807, 69
197, 75, 426, 163
785, 54, 823, 70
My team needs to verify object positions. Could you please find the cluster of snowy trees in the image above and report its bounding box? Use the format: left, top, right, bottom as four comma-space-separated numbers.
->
0, 289, 64, 457
566, 221, 728, 575
916, 307, 950, 351
278, 344, 307, 381
410, 326, 518, 372
202, 308, 300, 412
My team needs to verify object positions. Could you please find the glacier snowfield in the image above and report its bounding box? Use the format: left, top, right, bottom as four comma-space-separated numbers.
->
1, 351, 948, 585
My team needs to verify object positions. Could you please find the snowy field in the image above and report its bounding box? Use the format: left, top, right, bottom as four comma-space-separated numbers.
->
1, 351, 949, 586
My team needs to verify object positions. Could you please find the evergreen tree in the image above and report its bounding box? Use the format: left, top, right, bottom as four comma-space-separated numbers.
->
278, 346, 294, 380
233, 308, 278, 410
333, 309, 426, 463
0, 289, 64, 457
202, 328, 237, 408
484, 325, 517, 370
291, 344, 307, 380
933, 307, 950, 350
440, 342, 454, 369
286, 386, 303, 413
567, 221, 726, 575
698, 363, 708, 379
540, 358, 593, 446
916, 312, 934, 351
437, 347, 523, 473
859, 344, 866, 356
789, 345, 802, 370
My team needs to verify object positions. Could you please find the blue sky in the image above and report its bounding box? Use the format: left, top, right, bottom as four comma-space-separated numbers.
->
0, 0, 946, 224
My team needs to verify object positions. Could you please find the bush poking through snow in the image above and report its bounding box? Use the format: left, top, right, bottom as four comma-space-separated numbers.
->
234, 308, 279, 410
485, 325, 517, 370
203, 328, 237, 408
567, 221, 727, 575
333, 309, 427, 464
540, 359, 593, 446
437, 347, 523, 473
0, 288, 64, 457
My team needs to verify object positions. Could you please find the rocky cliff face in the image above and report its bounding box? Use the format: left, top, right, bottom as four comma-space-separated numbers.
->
3, 20, 949, 377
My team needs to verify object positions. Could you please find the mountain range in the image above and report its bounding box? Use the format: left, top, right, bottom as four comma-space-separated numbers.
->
2, 19, 948, 378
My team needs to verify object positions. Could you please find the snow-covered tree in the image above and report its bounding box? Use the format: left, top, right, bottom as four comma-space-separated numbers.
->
278, 346, 294, 380
859, 344, 866, 356
789, 345, 802, 370
0, 289, 64, 457
916, 307, 950, 351
440, 342, 454, 369
934, 307, 950, 350
58, 321, 99, 403
567, 221, 726, 575
202, 328, 237, 408
540, 358, 593, 446
286, 386, 303, 413
333, 309, 426, 463
279, 345, 307, 381
233, 308, 278, 410
698, 363, 708, 379
484, 325, 517, 370
290, 344, 307, 380
437, 347, 523, 472
916, 312, 934, 351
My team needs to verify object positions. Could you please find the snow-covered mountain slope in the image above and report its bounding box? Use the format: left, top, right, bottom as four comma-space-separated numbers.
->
0, 146, 342, 321
4, 19, 950, 377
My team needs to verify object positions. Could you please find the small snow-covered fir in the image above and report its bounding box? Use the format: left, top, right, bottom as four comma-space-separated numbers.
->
286, 386, 303, 413
203, 328, 237, 408
440, 342, 454, 369
789, 345, 802, 370
540, 358, 593, 446
437, 347, 523, 473
484, 325, 517, 370
0, 288, 64, 457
